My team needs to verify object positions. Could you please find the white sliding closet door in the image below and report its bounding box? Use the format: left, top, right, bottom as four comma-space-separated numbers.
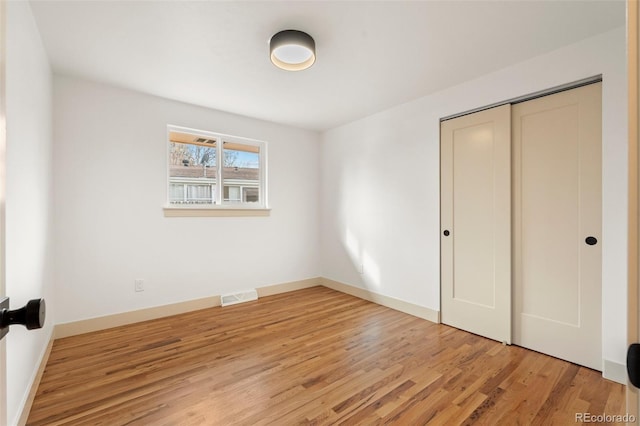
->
512, 83, 602, 370
441, 104, 512, 344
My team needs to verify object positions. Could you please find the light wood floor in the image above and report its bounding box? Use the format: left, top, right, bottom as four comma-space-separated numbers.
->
28, 286, 625, 425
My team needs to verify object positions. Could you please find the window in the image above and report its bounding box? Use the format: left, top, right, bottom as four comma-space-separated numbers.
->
166, 126, 267, 211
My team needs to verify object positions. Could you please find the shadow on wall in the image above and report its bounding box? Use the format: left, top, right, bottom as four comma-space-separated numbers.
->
344, 227, 381, 290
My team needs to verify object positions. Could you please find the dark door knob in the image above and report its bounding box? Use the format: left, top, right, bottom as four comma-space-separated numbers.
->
443, 230, 450, 236
629, 343, 640, 387
585, 236, 598, 246
0, 298, 46, 340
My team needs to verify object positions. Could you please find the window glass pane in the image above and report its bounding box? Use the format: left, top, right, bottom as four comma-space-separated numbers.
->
169, 183, 185, 203
169, 140, 217, 204
224, 185, 241, 202
222, 141, 260, 204
187, 184, 214, 204
244, 187, 259, 202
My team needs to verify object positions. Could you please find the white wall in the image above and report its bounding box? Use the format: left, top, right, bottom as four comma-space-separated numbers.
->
320, 27, 627, 373
53, 76, 320, 324
5, 1, 55, 424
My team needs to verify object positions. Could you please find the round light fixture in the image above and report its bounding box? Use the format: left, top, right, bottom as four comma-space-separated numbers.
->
269, 30, 316, 71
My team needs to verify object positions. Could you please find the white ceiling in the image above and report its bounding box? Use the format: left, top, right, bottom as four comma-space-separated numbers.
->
29, 1, 625, 132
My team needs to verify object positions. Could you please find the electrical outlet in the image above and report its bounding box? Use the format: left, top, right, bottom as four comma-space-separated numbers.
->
134, 279, 144, 292
359, 264, 364, 274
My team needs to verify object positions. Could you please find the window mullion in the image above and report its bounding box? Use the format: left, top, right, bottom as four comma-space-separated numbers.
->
216, 138, 223, 205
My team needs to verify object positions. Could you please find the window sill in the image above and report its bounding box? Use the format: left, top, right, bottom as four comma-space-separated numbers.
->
163, 206, 271, 217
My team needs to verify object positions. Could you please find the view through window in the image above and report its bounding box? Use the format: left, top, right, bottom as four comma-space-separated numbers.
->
167, 126, 266, 207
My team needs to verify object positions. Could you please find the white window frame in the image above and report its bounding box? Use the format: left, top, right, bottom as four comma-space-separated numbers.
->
164, 125, 269, 217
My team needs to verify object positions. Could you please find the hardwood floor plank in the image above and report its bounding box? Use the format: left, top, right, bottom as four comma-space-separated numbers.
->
28, 287, 625, 425
530, 363, 580, 424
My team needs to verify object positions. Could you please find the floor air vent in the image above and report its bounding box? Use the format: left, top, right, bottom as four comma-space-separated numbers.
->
221, 289, 258, 307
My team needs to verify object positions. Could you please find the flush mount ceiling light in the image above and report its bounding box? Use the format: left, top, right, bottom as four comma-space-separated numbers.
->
269, 29, 316, 71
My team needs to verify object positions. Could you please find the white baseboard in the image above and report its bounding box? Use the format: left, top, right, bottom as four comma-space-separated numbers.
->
320, 278, 440, 324
54, 276, 436, 338
603, 358, 627, 385
16, 328, 54, 426
55, 278, 322, 339
55, 296, 221, 339
257, 277, 322, 297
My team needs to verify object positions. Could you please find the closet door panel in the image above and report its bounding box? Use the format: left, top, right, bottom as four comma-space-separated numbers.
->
513, 83, 602, 370
441, 104, 511, 344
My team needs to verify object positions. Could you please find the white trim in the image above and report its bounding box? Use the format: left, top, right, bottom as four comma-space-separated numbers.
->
163, 206, 271, 217
55, 278, 320, 338
55, 296, 221, 339
168, 124, 265, 147
257, 277, 321, 297
166, 124, 268, 209
52, 277, 441, 338
52, 277, 438, 338
15, 328, 54, 426
320, 278, 440, 323
603, 358, 627, 385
